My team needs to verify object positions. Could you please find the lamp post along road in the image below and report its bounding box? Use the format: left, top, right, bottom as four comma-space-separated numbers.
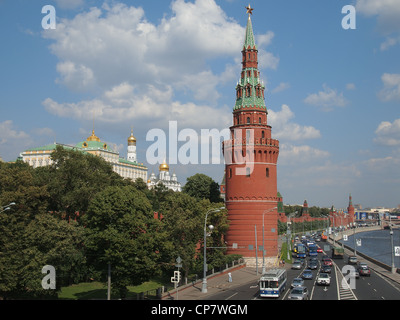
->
261, 207, 277, 274
202, 207, 225, 293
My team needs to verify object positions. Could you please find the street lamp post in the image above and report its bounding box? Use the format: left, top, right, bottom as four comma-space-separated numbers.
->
262, 207, 277, 274
390, 216, 396, 274
202, 207, 224, 293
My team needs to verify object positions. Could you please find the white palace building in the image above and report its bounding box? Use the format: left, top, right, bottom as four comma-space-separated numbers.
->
19, 129, 148, 182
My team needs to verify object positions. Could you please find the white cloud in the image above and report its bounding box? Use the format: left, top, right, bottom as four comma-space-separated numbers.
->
374, 119, 400, 146
356, 0, 400, 50
304, 84, 348, 111
279, 143, 330, 165
41, 0, 281, 133
380, 36, 400, 51
356, 0, 400, 34
271, 82, 290, 94
378, 73, 400, 101
42, 1, 245, 92
0, 121, 30, 145
42, 83, 232, 130
346, 83, 356, 90
268, 104, 321, 141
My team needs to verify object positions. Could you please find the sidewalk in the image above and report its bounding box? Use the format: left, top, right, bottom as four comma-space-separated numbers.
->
162, 265, 263, 300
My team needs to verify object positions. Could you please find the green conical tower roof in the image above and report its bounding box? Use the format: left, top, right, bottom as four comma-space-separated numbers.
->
234, 6, 266, 112
244, 15, 257, 50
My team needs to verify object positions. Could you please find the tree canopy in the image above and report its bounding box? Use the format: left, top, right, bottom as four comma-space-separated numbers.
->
0, 149, 232, 299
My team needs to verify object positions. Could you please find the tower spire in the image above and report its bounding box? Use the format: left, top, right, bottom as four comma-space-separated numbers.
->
244, 5, 256, 50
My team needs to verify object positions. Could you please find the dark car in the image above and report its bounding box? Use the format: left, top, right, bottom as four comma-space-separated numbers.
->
302, 269, 313, 280
308, 260, 318, 270
321, 264, 332, 273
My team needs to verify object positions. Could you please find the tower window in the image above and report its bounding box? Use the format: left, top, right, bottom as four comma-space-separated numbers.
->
262, 131, 265, 139
266, 168, 269, 178
259, 117, 262, 124
247, 117, 250, 124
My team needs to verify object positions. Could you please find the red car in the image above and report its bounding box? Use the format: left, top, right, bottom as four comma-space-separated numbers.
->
317, 247, 323, 253
322, 258, 333, 266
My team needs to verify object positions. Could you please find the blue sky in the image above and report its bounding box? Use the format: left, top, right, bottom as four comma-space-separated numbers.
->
0, 0, 399, 209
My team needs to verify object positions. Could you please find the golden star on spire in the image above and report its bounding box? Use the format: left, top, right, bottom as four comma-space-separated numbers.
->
246, 4, 254, 15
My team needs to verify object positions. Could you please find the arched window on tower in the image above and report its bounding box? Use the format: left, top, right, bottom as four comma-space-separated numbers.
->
246, 117, 250, 124
266, 168, 269, 178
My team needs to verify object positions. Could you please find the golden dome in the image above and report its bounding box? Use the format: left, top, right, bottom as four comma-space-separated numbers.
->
159, 159, 169, 172
128, 129, 136, 145
86, 130, 101, 142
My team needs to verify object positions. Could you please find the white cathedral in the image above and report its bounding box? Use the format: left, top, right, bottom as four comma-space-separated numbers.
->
147, 160, 182, 192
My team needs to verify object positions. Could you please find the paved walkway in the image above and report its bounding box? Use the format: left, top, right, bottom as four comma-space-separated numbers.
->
162, 265, 264, 300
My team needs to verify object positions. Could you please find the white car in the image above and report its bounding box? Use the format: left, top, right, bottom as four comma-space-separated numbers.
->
316, 273, 331, 286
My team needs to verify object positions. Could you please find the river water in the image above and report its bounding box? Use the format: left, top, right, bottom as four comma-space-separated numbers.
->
338, 228, 400, 268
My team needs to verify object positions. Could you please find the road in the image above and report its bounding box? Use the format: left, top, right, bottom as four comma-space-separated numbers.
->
207, 242, 400, 300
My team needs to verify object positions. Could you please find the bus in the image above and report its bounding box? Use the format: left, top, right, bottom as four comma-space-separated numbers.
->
293, 243, 307, 258
308, 244, 318, 257
259, 269, 287, 298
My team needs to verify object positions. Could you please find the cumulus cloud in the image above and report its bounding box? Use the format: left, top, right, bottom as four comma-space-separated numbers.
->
42, 83, 232, 130
378, 73, 400, 101
42, 0, 272, 93
0, 120, 30, 145
41, 0, 280, 131
279, 143, 330, 165
374, 119, 400, 146
356, 0, 400, 50
271, 82, 290, 94
304, 84, 348, 111
356, 0, 400, 34
268, 104, 321, 141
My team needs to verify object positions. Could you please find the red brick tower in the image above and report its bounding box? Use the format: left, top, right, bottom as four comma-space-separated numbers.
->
347, 194, 355, 226
223, 6, 279, 258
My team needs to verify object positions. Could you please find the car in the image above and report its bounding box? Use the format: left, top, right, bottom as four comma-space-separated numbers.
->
293, 258, 304, 265
316, 273, 331, 286
287, 286, 308, 300
357, 263, 371, 276
321, 265, 332, 273
292, 262, 302, 270
322, 258, 333, 266
348, 256, 358, 264
308, 260, 318, 270
317, 247, 323, 253
302, 269, 313, 280
291, 277, 304, 288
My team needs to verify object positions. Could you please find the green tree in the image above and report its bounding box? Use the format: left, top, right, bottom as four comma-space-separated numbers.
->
0, 161, 86, 298
158, 192, 228, 278
44, 146, 127, 220
183, 173, 222, 203
82, 185, 163, 298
